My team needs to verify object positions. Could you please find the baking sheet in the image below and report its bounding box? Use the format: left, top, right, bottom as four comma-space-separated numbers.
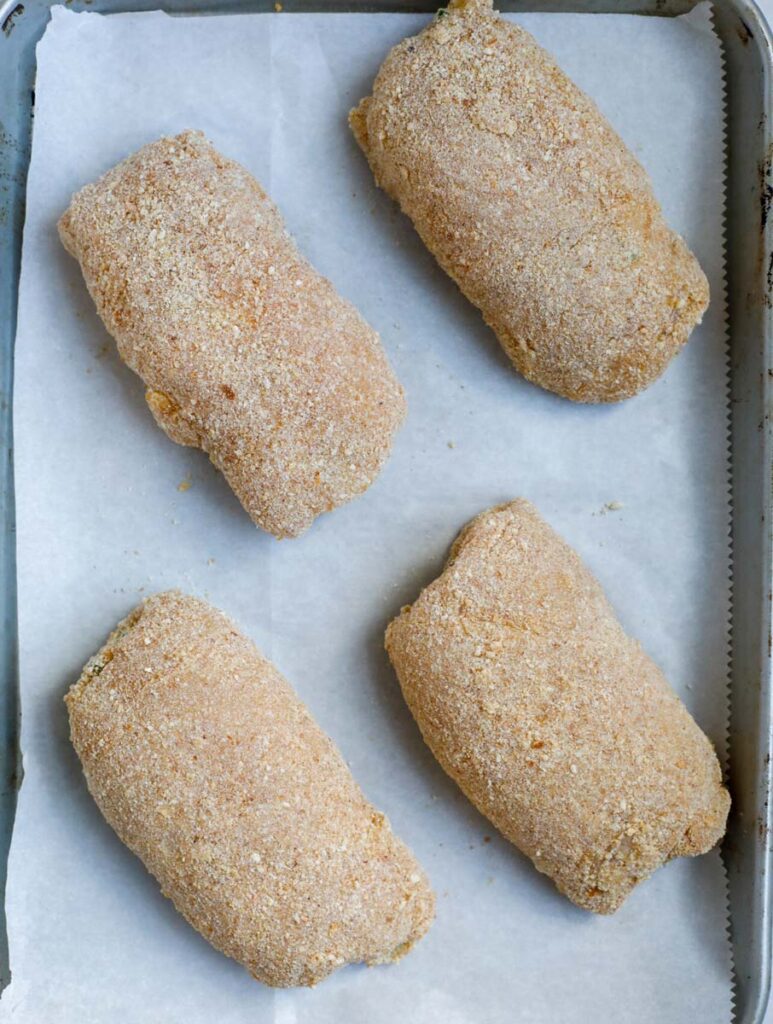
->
0, 5, 732, 1022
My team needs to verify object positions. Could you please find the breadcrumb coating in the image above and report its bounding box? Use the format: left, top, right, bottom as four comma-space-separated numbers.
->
59, 131, 406, 538
386, 500, 729, 913
351, 0, 709, 402
66, 592, 434, 986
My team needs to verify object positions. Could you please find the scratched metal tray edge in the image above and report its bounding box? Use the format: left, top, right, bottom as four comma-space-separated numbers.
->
720, 0, 773, 1020
1, 0, 771, 1020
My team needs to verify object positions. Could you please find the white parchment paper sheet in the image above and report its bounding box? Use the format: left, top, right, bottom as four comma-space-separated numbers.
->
1, 6, 731, 1022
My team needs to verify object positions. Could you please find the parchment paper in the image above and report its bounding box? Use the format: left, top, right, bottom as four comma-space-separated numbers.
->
1, 5, 732, 1022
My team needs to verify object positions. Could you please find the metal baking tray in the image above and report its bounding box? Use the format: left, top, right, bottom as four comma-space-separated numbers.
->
1, 0, 771, 1019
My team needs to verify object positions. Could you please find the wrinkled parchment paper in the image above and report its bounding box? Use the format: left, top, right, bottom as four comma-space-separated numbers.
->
1, 6, 732, 1022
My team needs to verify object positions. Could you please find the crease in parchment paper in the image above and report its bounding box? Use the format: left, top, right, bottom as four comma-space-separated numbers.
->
2, 5, 733, 1023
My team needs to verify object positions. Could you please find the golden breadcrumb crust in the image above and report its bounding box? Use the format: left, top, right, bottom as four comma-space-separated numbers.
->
59, 131, 406, 538
66, 592, 434, 986
351, 0, 709, 402
386, 500, 729, 913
